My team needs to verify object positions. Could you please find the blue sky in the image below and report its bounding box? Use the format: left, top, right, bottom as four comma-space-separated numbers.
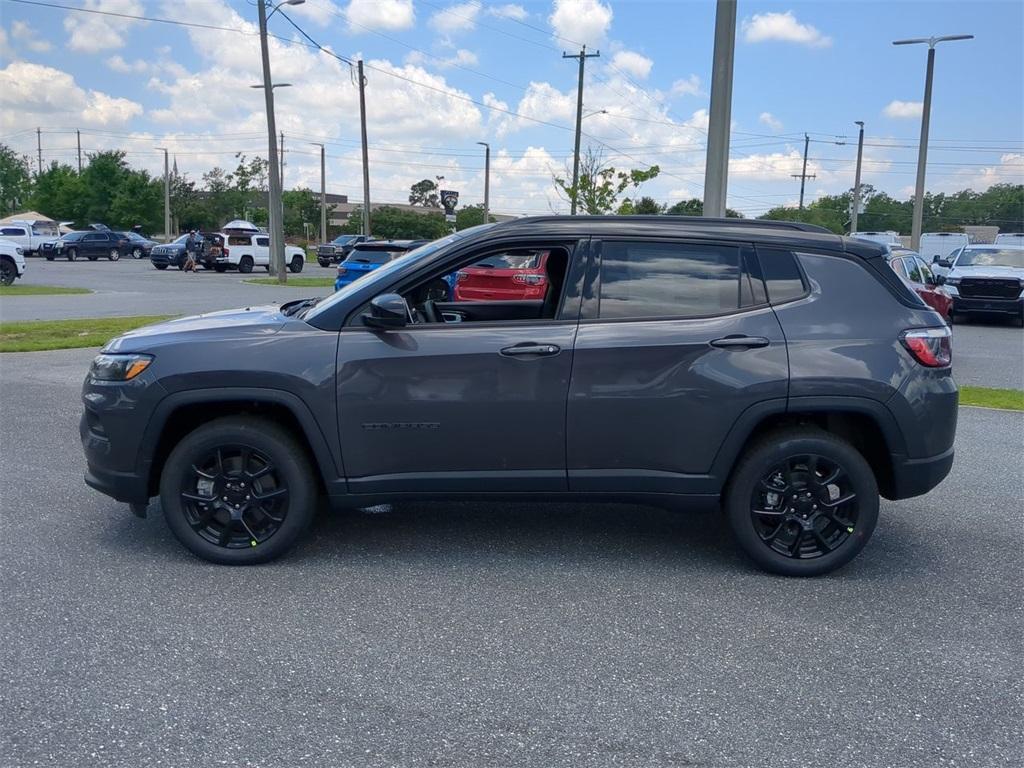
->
1, 0, 1021, 216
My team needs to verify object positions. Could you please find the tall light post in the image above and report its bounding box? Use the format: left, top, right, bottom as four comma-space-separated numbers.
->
476, 142, 490, 224
893, 34, 973, 251
851, 121, 865, 234
703, 0, 737, 218
155, 147, 171, 243
255, 0, 303, 284
311, 142, 326, 244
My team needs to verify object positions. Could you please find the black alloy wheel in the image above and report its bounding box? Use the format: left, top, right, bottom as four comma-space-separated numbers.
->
725, 428, 879, 576
160, 417, 316, 564
289, 256, 304, 273
238, 255, 254, 274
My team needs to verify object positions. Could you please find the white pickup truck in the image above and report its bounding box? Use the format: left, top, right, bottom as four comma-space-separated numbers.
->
0, 237, 27, 285
0, 221, 58, 257
216, 231, 306, 274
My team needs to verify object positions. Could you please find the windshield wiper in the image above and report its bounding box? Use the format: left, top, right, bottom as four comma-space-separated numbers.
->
282, 297, 322, 317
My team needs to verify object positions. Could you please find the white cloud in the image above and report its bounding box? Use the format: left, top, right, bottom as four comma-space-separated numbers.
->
883, 100, 923, 119
0, 61, 143, 130
549, 0, 612, 48
954, 153, 1024, 191
759, 111, 783, 131
489, 4, 528, 21
742, 11, 832, 48
106, 55, 148, 74
669, 74, 702, 97
729, 149, 811, 181
286, 0, 342, 27
63, 0, 147, 53
439, 49, 479, 68
344, 0, 415, 32
429, 2, 480, 36
610, 50, 653, 80
11, 20, 52, 52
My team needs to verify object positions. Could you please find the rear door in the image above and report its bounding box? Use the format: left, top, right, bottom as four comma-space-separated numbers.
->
566, 238, 789, 493
82, 232, 105, 257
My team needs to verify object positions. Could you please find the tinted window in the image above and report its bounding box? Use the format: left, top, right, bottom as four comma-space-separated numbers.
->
598, 241, 741, 319
256, 237, 270, 247
345, 248, 404, 264
84, 233, 104, 242
757, 248, 807, 303
64, 232, 85, 241
1, 227, 26, 236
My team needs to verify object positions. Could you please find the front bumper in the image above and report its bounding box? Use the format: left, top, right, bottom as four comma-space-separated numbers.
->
952, 295, 1023, 316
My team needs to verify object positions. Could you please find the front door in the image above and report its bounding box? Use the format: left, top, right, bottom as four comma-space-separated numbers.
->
82, 232, 105, 258
566, 238, 790, 494
336, 239, 587, 495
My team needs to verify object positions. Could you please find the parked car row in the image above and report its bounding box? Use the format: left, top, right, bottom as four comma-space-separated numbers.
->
150, 221, 306, 274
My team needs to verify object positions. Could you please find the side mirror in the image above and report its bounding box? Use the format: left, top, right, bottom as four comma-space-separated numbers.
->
927, 274, 942, 286
934, 257, 951, 268
363, 293, 410, 329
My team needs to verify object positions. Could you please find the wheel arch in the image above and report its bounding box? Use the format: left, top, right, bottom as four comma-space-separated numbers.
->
712, 397, 905, 500
141, 388, 344, 498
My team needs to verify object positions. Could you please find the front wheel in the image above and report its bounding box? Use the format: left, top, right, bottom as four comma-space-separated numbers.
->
154, 263, 168, 270
132, 247, 143, 259
109, 248, 120, 261
159, 416, 317, 565
238, 256, 254, 274
66, 248, 77, 262
724, 427, 879, 577
0, 258, 15, 286
289, 256, 304, 273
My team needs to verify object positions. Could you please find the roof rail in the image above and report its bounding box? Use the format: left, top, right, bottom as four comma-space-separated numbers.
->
506, 215, 834, 235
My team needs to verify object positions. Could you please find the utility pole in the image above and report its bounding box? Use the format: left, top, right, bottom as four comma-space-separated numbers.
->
703, 0, 737, 218
36, 127, 42, 174
256, 0, 286, 283
893, 35, 973, 251
791, 133, 816, 210
156, 148, 171, 243
76, 129, 82, 173
311, 142, 326, 244
477, 141, 490, 224
563, 45, 600, 216
851, 121, 865, 234
357, 59, 371, 237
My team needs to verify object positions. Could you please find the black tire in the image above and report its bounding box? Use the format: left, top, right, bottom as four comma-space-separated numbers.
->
238, 256, 254, 274
159, 416, 317, 565
0, 257, 15, 286
155, 263, 168, 270
724, 427, 879, 577
289, 256, 304, 273
317, 258, 331, 268
132, 247, 143, 259
45, 255, 54, 261
214, 264, 227, 273
108, 248, 120, 261
66, 248, 77, 262
88, 255, 98, 261
177, 263, 185, 271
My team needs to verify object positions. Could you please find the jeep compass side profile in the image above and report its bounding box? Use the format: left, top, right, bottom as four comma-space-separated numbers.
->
81, 217, 957, 576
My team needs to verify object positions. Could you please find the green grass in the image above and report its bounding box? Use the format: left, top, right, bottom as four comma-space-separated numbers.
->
0, 284, 92, 296
960, 386, 1024, 412
244, 277, 335, 288
0, 315, 174, 353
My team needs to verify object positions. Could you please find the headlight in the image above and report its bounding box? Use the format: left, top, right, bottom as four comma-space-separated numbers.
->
89, 353, 153, 381
945, 277, 960, 286
15, 247, 23, 255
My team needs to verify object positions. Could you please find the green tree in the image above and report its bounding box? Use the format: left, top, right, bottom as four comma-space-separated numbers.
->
79, 151, 133, 224
455, 203, 496, 230
29, 162, 84, 224
665, 198, 743, 218
409, 179, 440, 208
343, 206, 450, 240
617, 196, 664, 215
553, 148, 660, 214
0, 143, 33, 216
110, 171, 162, 232
282, 188, 321, 237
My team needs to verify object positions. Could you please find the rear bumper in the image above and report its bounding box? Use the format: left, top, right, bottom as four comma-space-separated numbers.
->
888, 445, 955, 500
952, 296, 1023, 315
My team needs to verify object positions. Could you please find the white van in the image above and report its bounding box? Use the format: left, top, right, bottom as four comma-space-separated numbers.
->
919, 232, 970, 266
994, 232, 1024, 246
852, 231, 901, 246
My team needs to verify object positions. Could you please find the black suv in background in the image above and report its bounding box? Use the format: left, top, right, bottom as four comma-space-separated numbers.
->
81, 217, 957, 576
49, 230, 129, 261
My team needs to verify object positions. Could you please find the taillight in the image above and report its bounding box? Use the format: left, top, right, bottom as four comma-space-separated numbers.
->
512, 273, 546, 285
900, 327, 952, 368
336, 266, 346, 275
456, 271, 468, 282
222, 247, 229, 256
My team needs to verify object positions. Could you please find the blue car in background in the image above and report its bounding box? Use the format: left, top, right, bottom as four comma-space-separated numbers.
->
334, 239, 432, 292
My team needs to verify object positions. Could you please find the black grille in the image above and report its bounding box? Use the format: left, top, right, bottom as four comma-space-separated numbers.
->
958, 278, 1021, 299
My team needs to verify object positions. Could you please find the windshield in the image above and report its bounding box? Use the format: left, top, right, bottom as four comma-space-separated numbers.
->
955, 248, 1024, 268
332, 235, 358, 245
62, 232, 85, 241
304, 225, 495, 322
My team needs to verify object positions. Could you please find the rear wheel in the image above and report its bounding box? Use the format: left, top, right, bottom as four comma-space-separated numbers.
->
159, 416, 317, 565
289, 256, 304, 273
0, 258, 15, 286
108, 248, 120, 261
238, 256, 254, 274
154, 263, 168, 270
214, 264, 227, 273
725, 427, 879, 577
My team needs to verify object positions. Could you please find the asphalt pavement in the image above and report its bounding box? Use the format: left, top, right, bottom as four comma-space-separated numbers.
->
1, 349, 1021, 768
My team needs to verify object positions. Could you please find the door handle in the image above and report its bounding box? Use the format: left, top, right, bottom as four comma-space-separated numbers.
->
710, 335, 770, 349
500, 343, 560, 357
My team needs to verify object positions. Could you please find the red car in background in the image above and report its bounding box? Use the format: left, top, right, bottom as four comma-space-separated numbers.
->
886, 248, 953, 320
454, 250, 550, 301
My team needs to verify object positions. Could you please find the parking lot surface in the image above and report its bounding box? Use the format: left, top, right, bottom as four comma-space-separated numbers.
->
1, 258, 336, 323
1, 349, 1021, 768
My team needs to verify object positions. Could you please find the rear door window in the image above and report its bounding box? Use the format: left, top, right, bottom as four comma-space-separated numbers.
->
889, 257, 908, 278
905, 258, 924, 284
256, 237, 270, 248
597, 241, 743, 319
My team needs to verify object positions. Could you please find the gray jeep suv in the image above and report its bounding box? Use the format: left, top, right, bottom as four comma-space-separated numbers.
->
81, 217, 957, 575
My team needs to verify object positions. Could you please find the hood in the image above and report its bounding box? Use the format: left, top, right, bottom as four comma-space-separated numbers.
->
104, 305, 288, 353
949, 265, 1024, 280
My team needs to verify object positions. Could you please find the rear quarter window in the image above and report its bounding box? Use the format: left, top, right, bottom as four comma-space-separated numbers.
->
752, 247, 808, 303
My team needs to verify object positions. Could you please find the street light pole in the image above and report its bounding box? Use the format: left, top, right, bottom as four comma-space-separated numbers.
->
310, 143, 326, 245
893, 34, 973, 251
477, 141, 490, 224
851, 121, 865, 234
357, 59, 371, 238
703, 0, 737, 218
156, 147, 171, 243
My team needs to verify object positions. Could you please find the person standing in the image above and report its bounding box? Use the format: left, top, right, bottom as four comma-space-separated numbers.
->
184, 230, 200, 273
